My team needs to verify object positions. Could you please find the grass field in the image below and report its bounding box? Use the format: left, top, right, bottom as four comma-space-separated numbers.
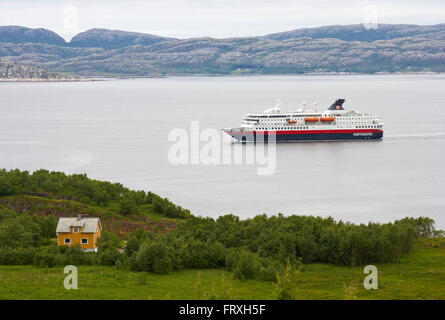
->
0, 239, 444, 300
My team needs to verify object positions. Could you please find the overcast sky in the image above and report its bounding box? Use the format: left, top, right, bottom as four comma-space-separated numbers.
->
0, 0, 444, 41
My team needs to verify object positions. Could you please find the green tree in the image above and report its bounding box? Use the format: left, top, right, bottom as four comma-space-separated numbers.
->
132, 241, 176, 274
232, 249, 261, 280
119, 197, 137, 215
275, 257, 300, 300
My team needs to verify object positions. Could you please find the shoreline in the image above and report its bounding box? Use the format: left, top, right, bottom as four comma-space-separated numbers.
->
0, 78, 101, 82
1, 71, 444, 82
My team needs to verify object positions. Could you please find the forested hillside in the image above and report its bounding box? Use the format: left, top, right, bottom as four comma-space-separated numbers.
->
1, 168, 443, 288
0, 169, 190, 234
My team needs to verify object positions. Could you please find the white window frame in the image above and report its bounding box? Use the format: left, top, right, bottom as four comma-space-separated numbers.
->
73, 226, 79, 233
64, 238, 71, 244
81, 238, 88, 244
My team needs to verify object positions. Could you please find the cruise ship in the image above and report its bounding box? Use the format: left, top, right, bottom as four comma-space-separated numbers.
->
222, 99, 383, 142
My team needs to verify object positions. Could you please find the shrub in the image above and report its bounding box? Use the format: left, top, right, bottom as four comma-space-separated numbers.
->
131, 241, 176, 274
124, 228, 146, 257
0, 247, 36, 265
232, 250, 261, 280
179, 240, 225, 269
119, 197, 137, 215
65, 244, 93, 265
34, 246, 64, 267
98, 231, 120, 251
96, 248, 121, 266
275, 258, 300, 300
258, 258, 281, 282
225, 247, 240, 271
153, 200, 163, 213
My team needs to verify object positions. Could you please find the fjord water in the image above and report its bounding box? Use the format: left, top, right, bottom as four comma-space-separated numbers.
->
1, 75, 444, 228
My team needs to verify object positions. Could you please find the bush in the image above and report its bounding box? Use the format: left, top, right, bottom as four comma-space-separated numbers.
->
275, 258, 301, 300
0, 247, 36, 265
34, 246, 64, 267
153, 200, 163, 214
0, 214, 40, 248
119, 197, 137, 215
98, 231, 120, 251
225, 247, 241, 271
124, 228, 146, 257
131, 241, 176, 274
179, 240, 225, 269
65, 244, 93, 265
96, 248, 121, 266
258, 258, 281, 282
232, 249, 261, 280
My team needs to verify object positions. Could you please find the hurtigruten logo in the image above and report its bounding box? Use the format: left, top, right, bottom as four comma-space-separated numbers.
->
168, 121, 277, 175
353, 132, 373, 136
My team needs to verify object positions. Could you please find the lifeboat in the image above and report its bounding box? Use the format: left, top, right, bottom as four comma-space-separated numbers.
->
287, 119, 297, 123
320, 116, 335, 122
304, 117, 319, 122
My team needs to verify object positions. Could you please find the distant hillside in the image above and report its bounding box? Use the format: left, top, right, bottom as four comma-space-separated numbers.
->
70, 28, 175, 49
0, 26, 174, 49
0, 58, 77, 80
0, 169, 190, 235
0, 23, 445, 75
265, 23, 445, 42
0, 26, 66, 46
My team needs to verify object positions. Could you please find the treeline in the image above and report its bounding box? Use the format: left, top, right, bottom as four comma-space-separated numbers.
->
171, 214, 440, 266
115, 214, 438, 280
103, 214, 439, 281
0, 169, 190, 218
0, 204, 441, 282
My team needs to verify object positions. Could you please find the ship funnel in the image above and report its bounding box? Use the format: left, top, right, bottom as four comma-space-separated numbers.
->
328, 98, 345, 110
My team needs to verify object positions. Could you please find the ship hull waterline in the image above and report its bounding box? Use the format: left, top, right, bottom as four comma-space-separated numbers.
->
223, 129, 383, 143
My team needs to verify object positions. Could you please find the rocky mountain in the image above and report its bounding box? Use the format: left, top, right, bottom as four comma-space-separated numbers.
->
0, 26, 66, 46
0, 58, 76, 80
0, 23, 444, 76
0, 26, 174, 49
265, 23, 445, 42
69, 28, 175, 49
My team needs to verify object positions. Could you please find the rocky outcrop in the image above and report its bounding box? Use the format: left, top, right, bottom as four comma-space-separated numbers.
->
0, 58, 78, 80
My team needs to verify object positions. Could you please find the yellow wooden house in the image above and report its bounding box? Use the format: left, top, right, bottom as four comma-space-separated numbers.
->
56, 216, 102, 252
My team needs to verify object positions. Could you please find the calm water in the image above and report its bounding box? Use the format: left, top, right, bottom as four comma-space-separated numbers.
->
1, 75, 445, 229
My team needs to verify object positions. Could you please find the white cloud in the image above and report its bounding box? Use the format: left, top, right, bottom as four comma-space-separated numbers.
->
0, 0, 443, 40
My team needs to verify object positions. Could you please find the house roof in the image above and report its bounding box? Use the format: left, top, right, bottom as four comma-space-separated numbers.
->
56, 217, 101, 233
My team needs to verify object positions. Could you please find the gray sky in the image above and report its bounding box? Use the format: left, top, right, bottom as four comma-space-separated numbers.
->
0, 0, 444, 41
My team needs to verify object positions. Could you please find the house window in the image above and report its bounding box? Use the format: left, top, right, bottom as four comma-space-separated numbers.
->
64, 238, 71, 244
73, 227, 79, 233
81, 238, 88, 244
